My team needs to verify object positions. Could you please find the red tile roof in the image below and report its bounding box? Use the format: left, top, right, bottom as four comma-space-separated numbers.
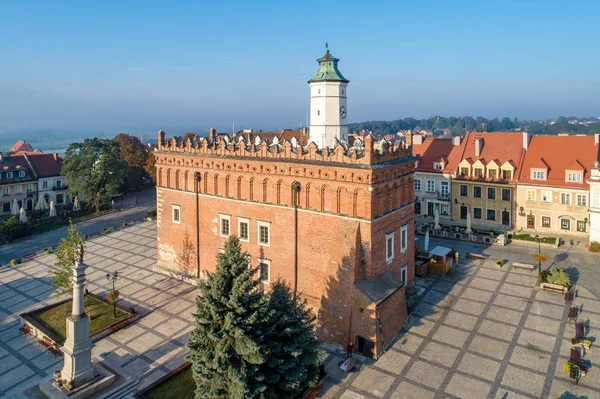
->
449, 132, 526, 183
519, 135, 599, 189
9, 140, 34, 153
24, 153, 63, 178
0, 155, 36, 184
411, 138, 457, 173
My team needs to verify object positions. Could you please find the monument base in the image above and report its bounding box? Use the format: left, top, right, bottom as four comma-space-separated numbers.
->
39, 362, 115, 399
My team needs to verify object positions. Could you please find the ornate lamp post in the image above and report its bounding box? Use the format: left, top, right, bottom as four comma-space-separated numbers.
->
106, 271, 119, 318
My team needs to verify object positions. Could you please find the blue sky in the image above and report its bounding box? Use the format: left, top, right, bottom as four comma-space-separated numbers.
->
1, 0, 599, 135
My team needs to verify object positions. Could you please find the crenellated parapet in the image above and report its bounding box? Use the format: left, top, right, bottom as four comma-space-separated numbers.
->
156, 130, 411, 166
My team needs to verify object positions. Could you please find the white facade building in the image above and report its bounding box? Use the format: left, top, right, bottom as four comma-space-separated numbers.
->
308, 49, 349, 148
589, 162, 600, 243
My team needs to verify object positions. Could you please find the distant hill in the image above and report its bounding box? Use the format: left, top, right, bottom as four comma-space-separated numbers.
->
348, 116, 600, 138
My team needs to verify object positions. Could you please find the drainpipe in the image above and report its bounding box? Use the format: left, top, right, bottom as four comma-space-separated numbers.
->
194, 172, 201, 278
292, 182, 301, 297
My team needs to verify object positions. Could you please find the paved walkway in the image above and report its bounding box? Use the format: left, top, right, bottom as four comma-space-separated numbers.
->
0, 188, 156, 265
317, 257, 600, 399
0, 221, 195, 397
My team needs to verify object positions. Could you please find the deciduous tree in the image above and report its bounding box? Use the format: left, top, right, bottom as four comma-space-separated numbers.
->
63, 138, 128, 212
113, 133, 148, 190
49, 221, 84, 297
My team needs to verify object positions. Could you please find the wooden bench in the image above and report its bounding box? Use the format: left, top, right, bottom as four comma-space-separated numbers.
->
38, 336, 61, 357
20, 324, 32, 336
542, 284, 566, 294
576, 321, 585, 339
568, 307, 578, 322
570, 347, 581, 363
512, 262, 535, 271
565, 292, 574, 305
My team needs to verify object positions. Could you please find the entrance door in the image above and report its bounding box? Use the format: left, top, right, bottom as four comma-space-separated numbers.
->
415, 201, 421, 215
26, 199, 33, 211
355, 336, 374, 359
427, 202, 434, 217
460, 206, 468, 219
502, 210, 510, 226
527, 214, 535, 229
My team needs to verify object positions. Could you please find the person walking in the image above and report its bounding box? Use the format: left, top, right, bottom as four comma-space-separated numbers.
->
454, 251, 459, 264
346, 341, 354, 359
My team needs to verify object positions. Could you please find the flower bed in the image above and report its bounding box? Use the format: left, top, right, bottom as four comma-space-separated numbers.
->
508, 233, 556, 245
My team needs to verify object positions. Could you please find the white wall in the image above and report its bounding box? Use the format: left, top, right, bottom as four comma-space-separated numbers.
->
309, 81, 348, 148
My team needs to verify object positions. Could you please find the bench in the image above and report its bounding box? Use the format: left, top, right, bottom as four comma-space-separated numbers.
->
20, 324, 32, 336
541, 283, 567, 294
570, 347, 581, 363
565, 292, 574, 305
512, 262, 535, 271
575, 321, 585, 339
568, 307, 578, 322
38, 336, 61, 357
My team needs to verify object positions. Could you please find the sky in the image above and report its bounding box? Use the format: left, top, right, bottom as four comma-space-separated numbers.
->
1, 0, 600, 136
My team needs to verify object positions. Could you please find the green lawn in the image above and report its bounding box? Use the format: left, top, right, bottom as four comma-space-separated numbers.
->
146, 366, 195, 399
30, 295, 128, 342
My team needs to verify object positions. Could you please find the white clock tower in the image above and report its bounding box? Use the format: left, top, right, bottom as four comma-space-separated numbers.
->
308, 48, 349, 148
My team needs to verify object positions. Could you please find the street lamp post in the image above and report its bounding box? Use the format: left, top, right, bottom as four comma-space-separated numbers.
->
534, 235, 541, 278
106, 271, 119, 318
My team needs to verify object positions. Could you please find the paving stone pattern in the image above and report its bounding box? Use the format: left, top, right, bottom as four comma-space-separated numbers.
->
1, 221, 600, 399
317, 258, 600, 399
0, 222, 195, 398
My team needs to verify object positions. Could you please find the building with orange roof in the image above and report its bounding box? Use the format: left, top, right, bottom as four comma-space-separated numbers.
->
9, 140, 35, 154
449, 131, 529, 230
516, 134, 600, 237
410, 133, 462, 223
589, 161, 600, 244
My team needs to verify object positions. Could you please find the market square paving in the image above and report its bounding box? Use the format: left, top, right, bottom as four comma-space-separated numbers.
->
0, 221, 599, 398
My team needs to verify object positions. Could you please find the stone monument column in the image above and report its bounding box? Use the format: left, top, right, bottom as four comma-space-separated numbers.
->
61, 243, 94, 385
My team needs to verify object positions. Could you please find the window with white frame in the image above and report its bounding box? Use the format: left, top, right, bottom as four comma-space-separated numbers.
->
542, 216, 551, 228
400, 225, 408, 253
220, 214, 230, 236
440, 181, 449, 198
576, 194, 587, 207
561, 193, 571, 205
172, 205, 181, 224
42, 180, 49, 188
433, 162, 443, 170
238, 218, 249, 241
577, 220, 586, 232
3, 187, 9, 195
18, 171, 25, 178
7, 172, 13, 178
386, 232, 394, 262
258, 221, 270, 246
15, 185, 22, 194
414, 179, 421, 191
257, 259, 270, 284
532, 170, 545, 180
526, 189, 536, 201
56, 180, 62, 188
474, 168, 483, 178
541, 191, 552, 203
567, 172, 582, 183
426, 180, 435, 192
26, 184, 33, 193
400, 263, 407, 285
561, 218, 571, 230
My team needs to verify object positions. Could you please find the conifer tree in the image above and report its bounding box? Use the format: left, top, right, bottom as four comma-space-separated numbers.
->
187, 235, 270, 399
262, 279, 324, 399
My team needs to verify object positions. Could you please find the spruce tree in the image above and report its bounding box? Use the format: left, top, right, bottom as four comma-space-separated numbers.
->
187, 235, 270, 399
262, 279, 324, 398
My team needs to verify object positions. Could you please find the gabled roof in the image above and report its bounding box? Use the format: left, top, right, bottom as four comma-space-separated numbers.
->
450, 132, 526, 182
411, 138, 455, 173
0, 155, 36, 184
518, 135, 599, 189
10, 140, 34, 153
530, 158, 550, 170
24, 153, 63, 178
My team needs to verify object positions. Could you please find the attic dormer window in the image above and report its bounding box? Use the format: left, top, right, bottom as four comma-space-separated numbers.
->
474, 168, 483, 178
19, 171, 25, 177
7, 172, 13, 178
567, 172, 582, 183
433, 162, 443, 170
532, 170, 546, 180
460, 167, 469, 176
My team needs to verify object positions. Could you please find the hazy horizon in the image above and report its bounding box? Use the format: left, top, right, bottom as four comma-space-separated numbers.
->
2, 1, 599, 135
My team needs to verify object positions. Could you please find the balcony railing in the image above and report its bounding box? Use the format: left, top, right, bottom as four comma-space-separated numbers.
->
52, 185, 67, 191
437, 191, 450, 201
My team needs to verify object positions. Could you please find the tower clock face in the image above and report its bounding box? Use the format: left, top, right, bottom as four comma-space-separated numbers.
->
340, 106, 347, 119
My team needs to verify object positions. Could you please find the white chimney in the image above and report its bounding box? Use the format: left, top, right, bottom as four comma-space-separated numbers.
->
522, 131, 531, 150
413, 134, 423, 145
452, 136, 461, 146
595, 133, 599, 145
474, 138, 483, 157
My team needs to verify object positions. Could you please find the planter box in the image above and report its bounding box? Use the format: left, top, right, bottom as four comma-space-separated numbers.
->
540, 282, 568, 294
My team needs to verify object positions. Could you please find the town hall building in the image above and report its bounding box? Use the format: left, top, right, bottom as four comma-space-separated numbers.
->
153, 49, 416, 359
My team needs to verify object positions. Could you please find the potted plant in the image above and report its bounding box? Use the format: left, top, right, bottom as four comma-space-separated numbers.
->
496, 259, 505, 268
540, 268, 571, 292
66, 380, 74, 390
532, 252, 548, 263
122, 222, 128, 227
45, 248, 52, 255
104, 228, 110, 234
10, 259, 19, 266
53, 370, 61, 379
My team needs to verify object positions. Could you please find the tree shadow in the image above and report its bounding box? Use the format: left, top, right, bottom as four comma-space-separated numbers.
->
564, 266, 580, 286
558, 393, 588, 399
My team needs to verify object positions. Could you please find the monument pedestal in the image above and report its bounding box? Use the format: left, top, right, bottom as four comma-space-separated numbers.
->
40, 362, 115, 399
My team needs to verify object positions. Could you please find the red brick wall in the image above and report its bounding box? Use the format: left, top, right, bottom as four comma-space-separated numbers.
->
377, 286, 409, 356
155, 148, 415, 355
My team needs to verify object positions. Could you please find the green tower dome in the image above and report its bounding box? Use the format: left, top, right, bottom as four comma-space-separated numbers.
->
308, 49, 349, 84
